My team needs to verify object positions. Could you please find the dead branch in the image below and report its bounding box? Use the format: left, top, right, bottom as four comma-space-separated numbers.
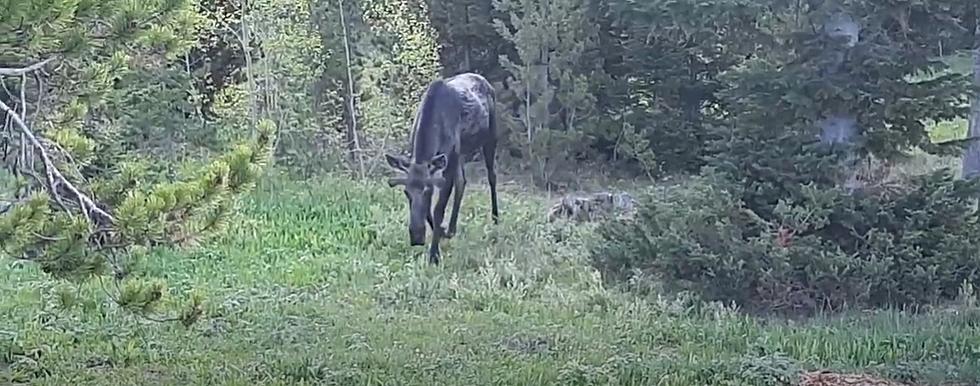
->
19, 166, 72, 213
0, 98, 114, 224
42, 137, 83, 176
30, 70, 45, 129
18, 72, 26, 121
0, 57, 56, 77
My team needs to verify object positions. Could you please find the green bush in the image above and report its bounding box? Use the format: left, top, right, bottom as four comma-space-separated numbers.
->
591, 169, 980, 314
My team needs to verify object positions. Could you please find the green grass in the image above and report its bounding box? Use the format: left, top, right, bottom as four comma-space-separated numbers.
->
2, 172, 980, 385
928, 118, 969, 144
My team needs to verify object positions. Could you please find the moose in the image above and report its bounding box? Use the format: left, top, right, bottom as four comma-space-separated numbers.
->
385, 73, 499, 264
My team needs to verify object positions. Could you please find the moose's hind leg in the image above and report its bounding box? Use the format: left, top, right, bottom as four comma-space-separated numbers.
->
482, 142, 500, 224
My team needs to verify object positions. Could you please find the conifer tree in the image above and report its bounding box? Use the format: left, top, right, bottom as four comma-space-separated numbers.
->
963, 7, 980, 179
492, 0, 603, 184
710, 0, 971, 198
596, 0, 980, 312
427, 0, 511, 81
597, 0, 767, 174
0, 0, 277, 323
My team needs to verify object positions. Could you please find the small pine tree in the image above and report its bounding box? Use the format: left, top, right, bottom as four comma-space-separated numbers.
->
0, 0, 277, 324
492, 0, 603, 185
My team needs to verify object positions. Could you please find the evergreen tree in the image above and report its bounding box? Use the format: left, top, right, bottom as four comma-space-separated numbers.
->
426, 0, 512, 82
710, 0, 971, 198
595, 0, 768, 175
0, 0, 276, 323
963, 7, 980, 179
595, 0, 980, 313
492, 0, 604, 185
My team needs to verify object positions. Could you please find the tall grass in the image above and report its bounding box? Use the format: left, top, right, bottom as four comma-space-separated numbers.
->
0, 171, 978, 385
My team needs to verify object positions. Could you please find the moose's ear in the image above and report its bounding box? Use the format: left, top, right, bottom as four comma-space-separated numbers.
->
385, 153, 409, 172
429, 153, 448, 173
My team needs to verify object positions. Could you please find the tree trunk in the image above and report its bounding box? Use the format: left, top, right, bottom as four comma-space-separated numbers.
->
338, 0, 366, 179
962, 20, 980, 180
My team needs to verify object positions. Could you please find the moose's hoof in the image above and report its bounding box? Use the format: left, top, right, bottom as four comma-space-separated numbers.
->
428, 253, 440, 265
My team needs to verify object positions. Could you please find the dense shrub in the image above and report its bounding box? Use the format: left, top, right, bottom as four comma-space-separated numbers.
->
591, 169, 980, 314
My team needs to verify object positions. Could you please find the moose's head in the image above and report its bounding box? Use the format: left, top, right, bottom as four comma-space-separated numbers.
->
385, 153, 448, 246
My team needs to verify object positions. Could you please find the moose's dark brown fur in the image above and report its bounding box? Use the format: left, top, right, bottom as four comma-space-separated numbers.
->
385, 73, 499, 264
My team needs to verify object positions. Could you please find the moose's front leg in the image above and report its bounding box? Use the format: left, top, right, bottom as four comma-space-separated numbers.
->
429, 173, 455, 264
445, 164, 466, 239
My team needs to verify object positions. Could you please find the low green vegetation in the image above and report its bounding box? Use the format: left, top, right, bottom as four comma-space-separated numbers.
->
2, 173, 978, 385
595, 168, 980, 312
3, 0, 980, 385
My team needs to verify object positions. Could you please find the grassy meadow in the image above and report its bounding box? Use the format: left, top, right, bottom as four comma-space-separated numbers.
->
2, 167, 980, 385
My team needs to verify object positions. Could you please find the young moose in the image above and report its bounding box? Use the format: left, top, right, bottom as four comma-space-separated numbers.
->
385, 73, 499, 264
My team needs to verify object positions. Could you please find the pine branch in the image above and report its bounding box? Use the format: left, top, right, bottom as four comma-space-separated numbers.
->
0, 98, 115, 225
0, 57, 57, 77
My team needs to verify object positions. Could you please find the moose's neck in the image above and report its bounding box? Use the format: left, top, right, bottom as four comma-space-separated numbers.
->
410, 78, 453, 163
411, 124, 438, 164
